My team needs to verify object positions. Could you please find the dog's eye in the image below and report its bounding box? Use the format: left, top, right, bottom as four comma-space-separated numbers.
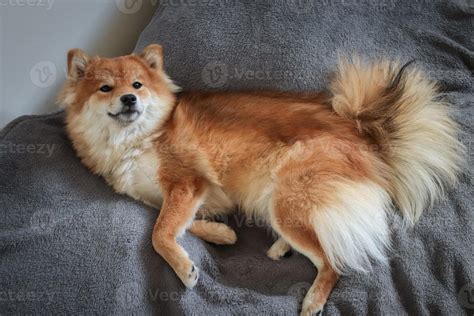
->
133, 82, 143, 89
99, 85, 112, 93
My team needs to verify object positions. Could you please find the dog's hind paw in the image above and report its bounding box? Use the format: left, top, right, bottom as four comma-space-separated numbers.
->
267, 237, 291, 260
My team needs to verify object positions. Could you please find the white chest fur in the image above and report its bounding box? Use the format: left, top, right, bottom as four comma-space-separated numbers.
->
104, 148, 163, 209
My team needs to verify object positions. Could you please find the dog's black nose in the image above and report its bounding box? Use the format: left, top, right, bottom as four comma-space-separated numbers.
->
120, 94, 137, 106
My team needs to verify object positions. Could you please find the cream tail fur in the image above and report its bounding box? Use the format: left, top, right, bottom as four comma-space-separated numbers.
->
310, 59, 466, 274
312, 181, 392, 274
331, 58, 465, 225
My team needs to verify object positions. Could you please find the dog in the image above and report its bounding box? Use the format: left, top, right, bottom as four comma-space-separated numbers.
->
58, 44, 465, 315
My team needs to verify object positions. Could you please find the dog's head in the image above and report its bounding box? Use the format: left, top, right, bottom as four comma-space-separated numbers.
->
59, 44, 179, 142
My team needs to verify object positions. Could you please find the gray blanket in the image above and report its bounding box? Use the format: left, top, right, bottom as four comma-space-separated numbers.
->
1, 0, 473, 315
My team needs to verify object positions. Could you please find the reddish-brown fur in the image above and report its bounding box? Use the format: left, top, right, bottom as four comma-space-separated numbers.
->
61, 48, 383, 313
60, 45, 464, 316
152, 91, 387, 312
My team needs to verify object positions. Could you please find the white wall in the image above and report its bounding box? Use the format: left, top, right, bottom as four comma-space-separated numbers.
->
0, 0, 158, 127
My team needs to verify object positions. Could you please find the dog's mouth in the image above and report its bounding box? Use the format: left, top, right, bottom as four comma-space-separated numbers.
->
108, 109, 142, 123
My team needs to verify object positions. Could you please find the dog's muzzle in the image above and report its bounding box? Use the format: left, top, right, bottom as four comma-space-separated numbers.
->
108, 94, 143, 123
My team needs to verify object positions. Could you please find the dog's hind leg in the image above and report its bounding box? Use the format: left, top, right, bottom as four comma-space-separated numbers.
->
188, 220, 237, 245
270, 201, 339, 316
270, 163, 391, 315
268, 161, 344, 315
267, 237, 291, 260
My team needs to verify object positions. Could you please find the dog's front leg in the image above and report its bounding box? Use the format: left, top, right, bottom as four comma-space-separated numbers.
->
152, 179, 206, 288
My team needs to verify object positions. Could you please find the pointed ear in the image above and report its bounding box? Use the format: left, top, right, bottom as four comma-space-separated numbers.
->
67, 48, 89, 80
140, 44, 163, 71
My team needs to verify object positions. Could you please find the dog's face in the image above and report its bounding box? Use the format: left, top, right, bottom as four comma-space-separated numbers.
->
59, 44, 178, 139
84, 57, 150, 124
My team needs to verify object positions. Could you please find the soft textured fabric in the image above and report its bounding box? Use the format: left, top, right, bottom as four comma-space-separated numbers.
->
1, 0, 473, 315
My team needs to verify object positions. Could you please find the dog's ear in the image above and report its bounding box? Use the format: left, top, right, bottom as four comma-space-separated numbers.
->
67, 48, 89, 80
140, 44, 163, 71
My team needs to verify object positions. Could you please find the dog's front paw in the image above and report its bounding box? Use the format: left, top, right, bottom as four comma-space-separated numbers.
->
300, 304, 323, 316
300, 290, 324, 316
178, 262, 200, 288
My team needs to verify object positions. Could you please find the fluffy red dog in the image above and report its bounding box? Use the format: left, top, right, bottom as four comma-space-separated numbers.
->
59, 44, 464, 315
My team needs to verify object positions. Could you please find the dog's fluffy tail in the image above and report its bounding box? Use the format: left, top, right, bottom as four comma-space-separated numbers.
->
330, 58, 465, 224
